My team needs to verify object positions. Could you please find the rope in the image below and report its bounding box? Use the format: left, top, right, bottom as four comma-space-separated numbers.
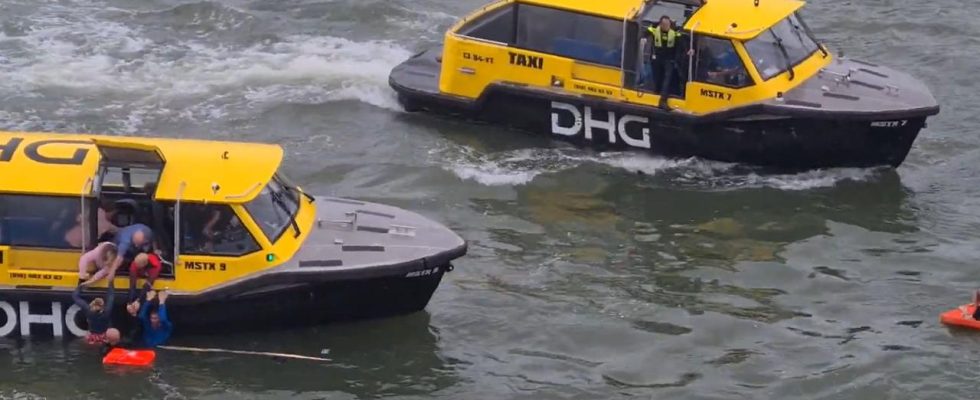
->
158, 345, 331, 362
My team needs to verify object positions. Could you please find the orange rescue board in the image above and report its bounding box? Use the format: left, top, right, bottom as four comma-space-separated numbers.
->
940, 304, 980, 330
103, 348, 156, 366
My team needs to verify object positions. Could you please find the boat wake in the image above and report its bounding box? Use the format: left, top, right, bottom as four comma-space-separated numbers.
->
0, 1, 414, 133
437, 145, 883, 190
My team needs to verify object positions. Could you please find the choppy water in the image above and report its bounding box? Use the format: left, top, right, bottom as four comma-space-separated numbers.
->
0, 0, 978, 398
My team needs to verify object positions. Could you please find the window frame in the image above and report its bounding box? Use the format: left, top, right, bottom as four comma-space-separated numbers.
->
454, 3, 517, 45
176, 202, 262, 258
0, 193, 86, 250
743, 14, 820, 82
511, 3, 627, 68
693, 35, 756, 89
243, 175, 301, 245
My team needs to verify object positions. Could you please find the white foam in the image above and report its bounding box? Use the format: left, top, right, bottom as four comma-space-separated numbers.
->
0, 5, 414, 131
435, 144, 880, 190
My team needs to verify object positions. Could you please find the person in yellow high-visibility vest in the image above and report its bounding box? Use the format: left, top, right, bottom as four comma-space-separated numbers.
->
647, 16, 679, 97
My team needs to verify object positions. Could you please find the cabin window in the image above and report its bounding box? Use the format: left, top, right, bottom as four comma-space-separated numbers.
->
243, 176, 300, 243
0, 194, 82, 249
178, 203, 259, 256
744, 13, 819, 81
100, 166, 161, 195
456, 4, 515, 43
515, 4, 624, 67
694, 36, 752, 88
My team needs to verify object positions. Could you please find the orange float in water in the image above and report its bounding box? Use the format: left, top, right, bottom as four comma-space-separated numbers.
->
940, 304, 980, 330
102, 348, 156, 366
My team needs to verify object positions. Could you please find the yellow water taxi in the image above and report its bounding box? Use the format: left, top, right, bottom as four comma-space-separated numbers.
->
0, 132, 466, 337
389, 0, 940, 170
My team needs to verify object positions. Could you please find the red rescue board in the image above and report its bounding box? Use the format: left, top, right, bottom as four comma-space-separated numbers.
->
940, 304, 980, 330
103, 348, 156, 366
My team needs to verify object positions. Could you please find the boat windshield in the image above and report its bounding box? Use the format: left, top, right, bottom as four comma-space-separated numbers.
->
744, 13, 820, 80
244, 174, 301, 243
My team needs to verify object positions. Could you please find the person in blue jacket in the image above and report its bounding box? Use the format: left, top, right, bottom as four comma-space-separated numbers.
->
140, 289, 173, 347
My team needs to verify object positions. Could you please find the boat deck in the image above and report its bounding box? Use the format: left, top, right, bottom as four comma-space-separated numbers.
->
389, 46, 443, 96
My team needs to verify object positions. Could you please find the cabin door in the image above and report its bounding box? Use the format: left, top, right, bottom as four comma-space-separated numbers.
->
89, 140, 176, 277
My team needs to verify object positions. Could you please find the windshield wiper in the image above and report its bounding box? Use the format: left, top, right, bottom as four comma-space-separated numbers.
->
772, 33, 796, 81
794, 16, 828, 58
271, 190, 301, 239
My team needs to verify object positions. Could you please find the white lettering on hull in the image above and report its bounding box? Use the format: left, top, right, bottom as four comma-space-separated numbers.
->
550, 101, 651, 149
0, 301, 86, 337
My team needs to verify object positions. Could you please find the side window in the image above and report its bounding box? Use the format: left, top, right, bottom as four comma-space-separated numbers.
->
694, 36, 753, 88
456, 4, 515, 43
0, 194, 82, 249
179, 203, 259, 256
516, 5, 624, 67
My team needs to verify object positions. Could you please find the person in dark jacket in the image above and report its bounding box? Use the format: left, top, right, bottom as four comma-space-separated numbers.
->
72, 265, 120, 346
140, 290, 173, 348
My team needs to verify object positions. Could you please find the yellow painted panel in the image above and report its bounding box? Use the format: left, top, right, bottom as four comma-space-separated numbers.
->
0, 132, 283, 203
520, 0, 641, 19
686, 0, 804, 40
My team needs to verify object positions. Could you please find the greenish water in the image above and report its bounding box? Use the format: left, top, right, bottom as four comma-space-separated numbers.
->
1, 0, 978, 398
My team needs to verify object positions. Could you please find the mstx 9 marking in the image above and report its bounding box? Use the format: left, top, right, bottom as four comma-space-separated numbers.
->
549, 101, 652, 149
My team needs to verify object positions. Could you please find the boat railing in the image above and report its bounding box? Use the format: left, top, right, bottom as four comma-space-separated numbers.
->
80, 177, 93, 253
174, 181, 186, 267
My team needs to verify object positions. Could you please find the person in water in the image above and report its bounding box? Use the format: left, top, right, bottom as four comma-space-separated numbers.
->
140, 290, 173, 348
959, 289, 980, 320
72, 264, 121, 346
77, 242, 118, 286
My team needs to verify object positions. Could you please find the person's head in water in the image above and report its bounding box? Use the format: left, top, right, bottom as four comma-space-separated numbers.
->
89, 297, 106, 314
659, 15, 673, 32
105, 328, 120, 346
150, 310, 162, 329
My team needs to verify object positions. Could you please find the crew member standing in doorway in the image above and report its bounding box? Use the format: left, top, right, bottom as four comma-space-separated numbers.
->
648, 16, 679, 96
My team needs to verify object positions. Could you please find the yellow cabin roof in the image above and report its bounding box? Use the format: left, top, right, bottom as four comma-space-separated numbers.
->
686, 0, 804, 40
0, 131, 283, 203
520, 0, 642, 19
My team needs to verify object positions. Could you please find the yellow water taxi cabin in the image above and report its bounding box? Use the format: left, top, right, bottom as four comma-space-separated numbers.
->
389, 0, 939, 170
0, 132, 466, 337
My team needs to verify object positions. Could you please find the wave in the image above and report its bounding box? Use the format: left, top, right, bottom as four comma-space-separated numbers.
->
436, 145, 882, 190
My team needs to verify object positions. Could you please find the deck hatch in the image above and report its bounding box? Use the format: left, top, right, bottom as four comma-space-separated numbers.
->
356, 226, 390, 234
356, 210, 396, 219
299, 260, 344, 268
341, 245, 385, 252
857, 68, 888, 78
823, 92, 860, 101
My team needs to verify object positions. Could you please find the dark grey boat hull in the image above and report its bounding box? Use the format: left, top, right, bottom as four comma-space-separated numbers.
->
390, 47, 938, 171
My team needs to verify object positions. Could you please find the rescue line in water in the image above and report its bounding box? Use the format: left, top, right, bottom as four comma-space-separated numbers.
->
388, 0, 940, 170
0, 131, 467, 338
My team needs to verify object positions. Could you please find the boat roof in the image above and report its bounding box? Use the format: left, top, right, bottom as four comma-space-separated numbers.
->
684, 0, 805, 40
0, 131, 283, 203
520, 0, 642, 19
518, 0, 805, 39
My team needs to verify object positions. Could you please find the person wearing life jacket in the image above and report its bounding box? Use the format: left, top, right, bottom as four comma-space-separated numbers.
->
647, 16, 679, 94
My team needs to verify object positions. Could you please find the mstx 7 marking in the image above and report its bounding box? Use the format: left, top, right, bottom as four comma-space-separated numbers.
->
549, 101, 651, 149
